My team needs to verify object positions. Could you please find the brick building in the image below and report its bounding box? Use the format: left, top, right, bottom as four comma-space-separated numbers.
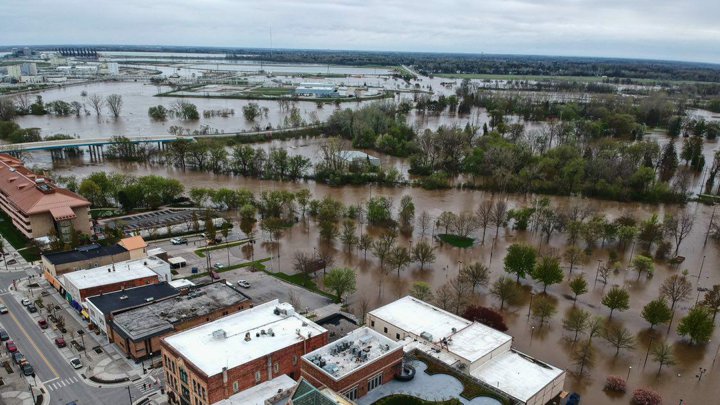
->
109, 281, 252, 360
0, 154, 92, 240
160, 300, 328, 405
300, 327, 403, 401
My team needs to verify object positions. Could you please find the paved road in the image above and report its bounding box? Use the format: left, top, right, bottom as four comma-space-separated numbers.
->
0, 271, 147, 405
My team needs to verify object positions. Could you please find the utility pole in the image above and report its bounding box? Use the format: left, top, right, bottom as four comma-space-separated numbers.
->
127, 385, 133, 404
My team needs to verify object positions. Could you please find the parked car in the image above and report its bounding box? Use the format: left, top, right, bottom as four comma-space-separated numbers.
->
6, 340, 17, 353
54, 337, 67, 348
12, 352, 26, 365
21, 363, 34, 376
37, 319, 48, 329
213, 263, 224, 269
566, 393, 581, 405
6, 259, 17, 265
0, 304, 8, 314
69, 358, 82, 369
0, 329, 8, 341
237, 280, 251, 288
21, 298, 31, 306
26, 304, 37, 313
170, 237, 188, 245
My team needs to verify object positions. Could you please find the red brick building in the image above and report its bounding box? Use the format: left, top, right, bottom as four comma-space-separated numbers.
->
160, 300, 328, 405
300, 327, 403, 401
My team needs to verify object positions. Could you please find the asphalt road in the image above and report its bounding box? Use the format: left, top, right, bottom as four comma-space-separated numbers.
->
0, 271, 147, 405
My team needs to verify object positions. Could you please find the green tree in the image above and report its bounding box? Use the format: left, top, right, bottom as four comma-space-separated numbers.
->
701, 285, 720, 322
387, 246, 411, 277
324, 268, 357, 302
411, 240, 436, 270
602, 287, 630, 319
651, 342, 675, 377
366, 196, 394, 226
504, 243, 537, 283
657, 141, 679, 182
532, 256, 564, 293
632, 255, 654, 281
339, 220, 358, 251
397, 195, 415, 233
490, 276, 520, 310
531, 295, 557, 327
641, 298, 672, 329
564, 246, 585, 274
371, 231, 396, 270
677, 306, 714, 345
358, 234, 372, 259
409, 281, 434, 302
562, 307, 590, 343
569, 275, 589, 302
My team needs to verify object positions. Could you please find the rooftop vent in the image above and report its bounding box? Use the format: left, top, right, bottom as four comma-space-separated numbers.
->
212, 329, 227, 340
119, 295, 128, 300
9, 168, 15, 172
244, 332, 251, 342
36, 178, 45, 184
145, 297, 154, 302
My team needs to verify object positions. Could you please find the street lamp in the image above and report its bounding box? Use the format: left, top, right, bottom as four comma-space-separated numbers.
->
698, 255, 706, 280
626, 366, 632, 381
527, 292, 535, 319
696, 367, 707, 382
594, 260, 602, 286
530, 326, 536, 345
643, 337, 655, 369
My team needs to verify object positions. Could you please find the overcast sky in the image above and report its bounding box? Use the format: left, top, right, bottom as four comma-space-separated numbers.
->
2, 0, 719, 64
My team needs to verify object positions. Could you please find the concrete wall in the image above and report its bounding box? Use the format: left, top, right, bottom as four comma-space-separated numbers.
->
300, 347, 403, 399
526, 371, 566, 405
366, 314, 410, 342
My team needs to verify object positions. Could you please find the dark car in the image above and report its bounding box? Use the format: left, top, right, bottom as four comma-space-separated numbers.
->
26, 303, 37, 313
566, 393, 581, 405
21, 363, 34, 376
12, 352, 26, 365
54, 337, 67, 348
0, 329, 8, 341
37, 319, 48, 329
6, 340, 17, 353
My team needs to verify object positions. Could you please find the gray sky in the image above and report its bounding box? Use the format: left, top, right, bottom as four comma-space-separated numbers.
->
2, 0, 719, 63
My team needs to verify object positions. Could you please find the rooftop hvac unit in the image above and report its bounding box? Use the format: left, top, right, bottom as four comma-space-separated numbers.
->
268, 328, 274, 337
420, 331, 433, 342
145, 297, 154, 302
212, 329, 227, 339
119, 295, 128, 300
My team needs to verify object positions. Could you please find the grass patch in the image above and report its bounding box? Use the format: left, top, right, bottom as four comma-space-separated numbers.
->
184, 257, 271, 280
437, 234, 475, 248
195, 239, 249, 257
372, 395, 461, 405
416, 353, 511, 404
0, 211, 39, 261
262, 269, 338, 302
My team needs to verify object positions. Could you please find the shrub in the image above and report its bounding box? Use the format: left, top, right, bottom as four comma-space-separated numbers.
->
462, 305, 508, 331
604, 375, 626, 393
632, 388, 662, 405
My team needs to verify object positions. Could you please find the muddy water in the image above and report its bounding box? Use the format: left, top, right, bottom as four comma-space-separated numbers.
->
41, 157, 720, 404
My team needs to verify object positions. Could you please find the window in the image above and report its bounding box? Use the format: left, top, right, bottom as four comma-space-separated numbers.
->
344, 386, 358, 400
181, 386, 190, 399
274, 362, 279, 373
255, 371, 262, 382
383, 327, 388, 333
179, 368, 188, 384
233, 381, 239, 393
396, 333, 400, 339
371, 320, 375, 327
292, 355, 298, 365
368, 373, 383, 391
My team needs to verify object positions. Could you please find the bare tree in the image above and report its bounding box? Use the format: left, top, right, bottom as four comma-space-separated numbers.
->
490, 200, 508, 241
105, 94, 123, 117
88, 94, 104, 116
293, 252, 313, 277
602, 325, 636, 356
449, 275, 472, 314
476, 200, 493, 244
288, 288, 302, 311
660, 274, 692, 313
460, 262, 490, 291
417, 211, 432, 239
664, 212, 694, 256
434, 283, 453, 311
571, 342, 595, 376
452, 211, 478, 238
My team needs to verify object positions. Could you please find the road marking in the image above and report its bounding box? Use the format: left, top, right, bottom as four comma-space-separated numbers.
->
43, 377, 59, 384
0, 296, 59, 379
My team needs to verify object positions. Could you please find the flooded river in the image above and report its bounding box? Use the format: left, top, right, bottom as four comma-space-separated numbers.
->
40, 157, 720, 405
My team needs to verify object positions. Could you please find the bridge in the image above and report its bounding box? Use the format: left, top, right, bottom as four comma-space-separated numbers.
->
0, 135, 192, 153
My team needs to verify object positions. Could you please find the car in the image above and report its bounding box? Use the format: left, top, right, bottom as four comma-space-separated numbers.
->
54, 337, 67, 348
0, 304, 8, 314
566, 393, 581, 405
26, 304, 37, 313
6, 340, 17, 353
37, 319, 48, 329
21, 363, 34, 376
69, 358, 82, 369
12, 352, 26, 365
7, 259, 17, 265
213, 263, 224, 269
170, 237, 188, 245
0, 329, 8, 341
21, 298, 31, 306
237, 280, 251, 288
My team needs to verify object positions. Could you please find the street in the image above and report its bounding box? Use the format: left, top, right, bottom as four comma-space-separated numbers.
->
0, 270, 150, 405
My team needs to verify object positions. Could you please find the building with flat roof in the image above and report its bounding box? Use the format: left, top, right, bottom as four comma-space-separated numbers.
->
110, 281, 252, 360
161, 300, 328, 405
340, 151, 380, 167
85, 282, 180, 338
62, 256, 170, 305
294, 82, 338, 98
0, 154, 92, 240
213, 375, 295, 405
301, 327, 403, 401
367, 296, 565, 405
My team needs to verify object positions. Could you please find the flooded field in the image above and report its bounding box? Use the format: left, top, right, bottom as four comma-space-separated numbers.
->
41, 157, 720, 404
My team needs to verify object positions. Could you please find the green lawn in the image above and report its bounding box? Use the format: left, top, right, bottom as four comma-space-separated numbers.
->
194, 239, 249, 257
437, 234, 475, 248
262, 269, 338, 302
185, 257, 270, 280
0, 211, 39, 261
373, 395, 461, 405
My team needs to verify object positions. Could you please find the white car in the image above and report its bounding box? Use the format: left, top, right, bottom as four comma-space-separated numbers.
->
0, 305, 7, 314
21, 298, 31, 306
70, 358, 82, 369
237, 280, 251, 288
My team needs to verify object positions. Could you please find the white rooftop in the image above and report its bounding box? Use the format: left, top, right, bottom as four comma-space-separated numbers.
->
63, 257, 162, 290
163, 300, 326, 376
215, 375, 295, 405
168, 279, 195, 289
369, 296, 471, 343
470, 350, 565, 402
340, 150, 379, 160
303, 327, 402, 381
448, 323, 511, 363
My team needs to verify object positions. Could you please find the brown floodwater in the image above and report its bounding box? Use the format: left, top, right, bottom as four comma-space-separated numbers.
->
40, 155, 720, 404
